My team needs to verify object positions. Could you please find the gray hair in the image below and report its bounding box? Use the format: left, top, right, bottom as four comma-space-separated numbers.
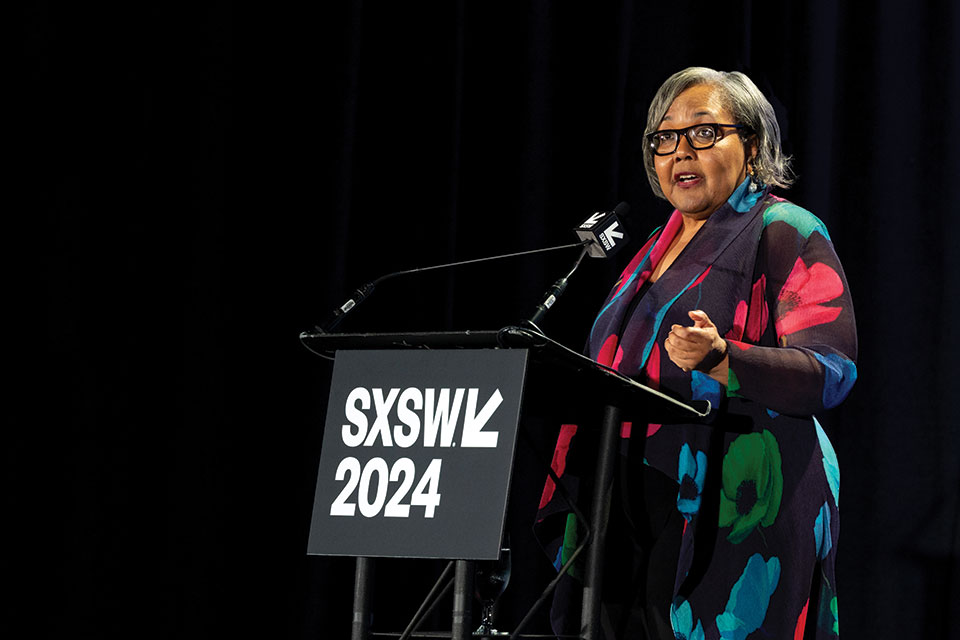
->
643, 67, 794, 199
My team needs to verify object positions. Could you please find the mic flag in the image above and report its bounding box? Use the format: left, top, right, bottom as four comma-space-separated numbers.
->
575, 202, 630, 258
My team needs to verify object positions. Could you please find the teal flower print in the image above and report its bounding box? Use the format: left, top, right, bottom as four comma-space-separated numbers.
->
814, 501, 833, 561
716, 553, 781, 640
814, 417, 840, 506
670, 598, 705, 640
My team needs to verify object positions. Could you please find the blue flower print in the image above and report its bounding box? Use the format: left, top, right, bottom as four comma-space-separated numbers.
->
814, 502, 833, 561
716, 553, 781, 640
670, 599, 705, 640
813, 351, 857, 409
677, 443, 707, 521
691, 370, 722, 410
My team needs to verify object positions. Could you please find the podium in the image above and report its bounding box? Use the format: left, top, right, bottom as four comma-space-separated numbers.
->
302, 326, 708, 640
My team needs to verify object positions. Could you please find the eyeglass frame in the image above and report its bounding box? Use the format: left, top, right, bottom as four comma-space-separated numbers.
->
645, 123, 751, 156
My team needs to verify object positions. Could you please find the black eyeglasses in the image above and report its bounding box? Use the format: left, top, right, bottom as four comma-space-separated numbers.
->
646, 123, 749, 156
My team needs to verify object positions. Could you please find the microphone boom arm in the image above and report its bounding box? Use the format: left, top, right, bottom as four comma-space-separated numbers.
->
315, 240, 590, 333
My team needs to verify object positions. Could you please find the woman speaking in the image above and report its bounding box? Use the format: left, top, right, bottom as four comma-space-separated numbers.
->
538, 67, 857, 639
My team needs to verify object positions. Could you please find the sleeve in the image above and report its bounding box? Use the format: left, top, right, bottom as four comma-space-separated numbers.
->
723, 207, 858, 416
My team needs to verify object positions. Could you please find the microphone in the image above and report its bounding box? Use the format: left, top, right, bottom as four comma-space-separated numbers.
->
574, 201, 631, 258
526, 202, 631, 326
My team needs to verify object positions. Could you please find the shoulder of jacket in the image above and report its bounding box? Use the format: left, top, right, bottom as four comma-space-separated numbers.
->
761, 198, 831, 241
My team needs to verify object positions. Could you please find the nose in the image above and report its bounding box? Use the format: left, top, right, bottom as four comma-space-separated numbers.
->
674, 132, 696, 158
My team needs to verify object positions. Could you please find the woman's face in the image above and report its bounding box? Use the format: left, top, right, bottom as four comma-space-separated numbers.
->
654, 84, 754, 218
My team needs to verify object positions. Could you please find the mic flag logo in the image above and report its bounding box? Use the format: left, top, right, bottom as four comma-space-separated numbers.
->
575, 203, 630, 258
579, 211, 606, 227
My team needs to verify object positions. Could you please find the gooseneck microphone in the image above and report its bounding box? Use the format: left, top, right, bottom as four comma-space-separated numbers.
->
312, 202, 631, 334
526, 202, 630, 327
315, 242, 588, 334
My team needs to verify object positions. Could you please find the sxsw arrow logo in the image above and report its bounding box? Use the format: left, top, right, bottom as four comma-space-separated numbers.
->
599, 220, 624, 250
604, 221, 623, 242
579, 212, 605, 229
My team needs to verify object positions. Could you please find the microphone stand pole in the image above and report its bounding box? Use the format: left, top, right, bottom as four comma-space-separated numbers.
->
526, 246, 590, 328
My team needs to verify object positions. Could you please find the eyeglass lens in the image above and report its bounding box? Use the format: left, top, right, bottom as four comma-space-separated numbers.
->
650, 124, 720, 154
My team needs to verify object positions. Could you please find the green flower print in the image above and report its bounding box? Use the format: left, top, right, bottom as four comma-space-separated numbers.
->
817, 591, 839, 636
831, 596, 839, 635
719, 430, 783, 543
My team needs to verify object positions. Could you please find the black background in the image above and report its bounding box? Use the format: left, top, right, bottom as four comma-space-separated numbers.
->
17, 1, 960, 638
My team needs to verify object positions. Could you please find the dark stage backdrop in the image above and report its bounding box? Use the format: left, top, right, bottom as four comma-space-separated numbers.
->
18, 1, 959, 638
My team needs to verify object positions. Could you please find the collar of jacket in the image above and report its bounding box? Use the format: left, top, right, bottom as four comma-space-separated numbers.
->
589, 179, 772, 374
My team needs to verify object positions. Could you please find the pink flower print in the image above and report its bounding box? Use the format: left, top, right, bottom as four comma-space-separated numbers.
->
690, 265, 712, 288
794, 599, 809, 640
727, 300, 748, 341
746, 274, 768, 342
539, 424, 578, 509
597, 334, 618, 368
726, 275, 767, 343
775, 258, 843, 339
645, 342, 662, 437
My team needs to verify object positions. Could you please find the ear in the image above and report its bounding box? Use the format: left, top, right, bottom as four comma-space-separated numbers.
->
744, 140, 759, 174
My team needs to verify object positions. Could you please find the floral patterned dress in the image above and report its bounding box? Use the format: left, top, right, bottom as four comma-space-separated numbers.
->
536, 177, 857, 639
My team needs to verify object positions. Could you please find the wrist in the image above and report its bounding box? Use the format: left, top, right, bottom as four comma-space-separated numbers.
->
696, 337, 728, 373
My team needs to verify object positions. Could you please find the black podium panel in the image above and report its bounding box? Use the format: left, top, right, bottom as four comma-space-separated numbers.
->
307, 348, 528, 560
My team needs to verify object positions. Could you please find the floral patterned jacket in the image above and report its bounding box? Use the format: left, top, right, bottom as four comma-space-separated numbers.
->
537, 177, 856, 639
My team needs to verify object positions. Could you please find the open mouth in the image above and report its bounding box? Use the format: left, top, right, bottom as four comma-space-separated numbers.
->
675, 173, 701, 184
